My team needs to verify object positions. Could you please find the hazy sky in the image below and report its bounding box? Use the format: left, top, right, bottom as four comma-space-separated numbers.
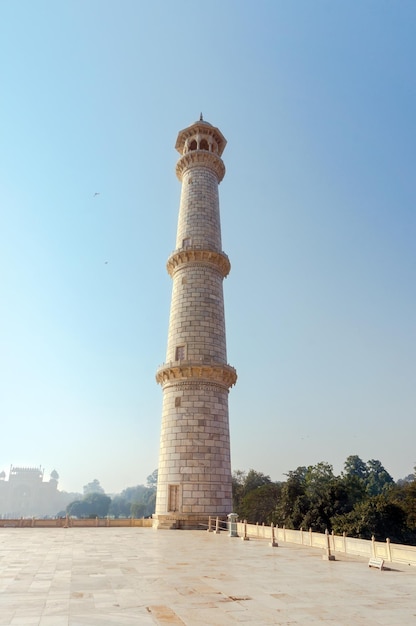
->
1, 1, 415, 494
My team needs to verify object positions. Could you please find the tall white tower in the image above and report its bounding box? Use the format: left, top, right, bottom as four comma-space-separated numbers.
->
153, 117, 237, 529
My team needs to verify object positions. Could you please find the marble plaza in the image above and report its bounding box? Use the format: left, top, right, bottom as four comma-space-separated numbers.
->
0, 527, 415, 625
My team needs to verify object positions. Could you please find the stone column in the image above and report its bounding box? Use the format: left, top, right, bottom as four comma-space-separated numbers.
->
154, 118, 237, 529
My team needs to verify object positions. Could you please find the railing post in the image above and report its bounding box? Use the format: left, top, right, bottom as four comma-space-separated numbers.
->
215, 517, 220, 534
322, 529, 335, 561
241, 519, 249, 541
300, 527, 303, 545
386, 537, 392, 562
371, 535, 376, 558
309, 527, 312, 546
269, 522, 278, 547
207, 516, 212, 532
343, 531, 346, 553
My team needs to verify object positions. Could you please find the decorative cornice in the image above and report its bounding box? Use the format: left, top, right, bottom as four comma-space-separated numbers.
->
166, 248, 230, 278
156, 361, 237, 389
175, 121, 227, 156
176, 151, 225, 183
161, 381, 231, 393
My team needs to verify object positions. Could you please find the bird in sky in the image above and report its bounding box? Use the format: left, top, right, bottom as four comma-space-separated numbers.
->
93, 192, 100, 197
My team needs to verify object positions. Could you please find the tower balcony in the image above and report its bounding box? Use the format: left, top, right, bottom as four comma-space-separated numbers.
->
176, 150, 226, 183
166, 247, 231, 278
155, 360, 237, 389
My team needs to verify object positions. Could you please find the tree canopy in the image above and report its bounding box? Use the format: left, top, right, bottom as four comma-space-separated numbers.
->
66, 470, 158, 519
83, 479, 105, 495
67, 493, 111, 518
232, 456, 416, 545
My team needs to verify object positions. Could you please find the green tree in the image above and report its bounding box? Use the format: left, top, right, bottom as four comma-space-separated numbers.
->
120, 485, 149, 502
365, 460, 394, 496
343, 455, 368, 481
239, 482, 281, 524
390, 478, 416, 533
332, 495, 411, 543
236, 458, 414, 542
67, 499, 90, 518
109, 495, 131, 518
274, 466, 308, 529
343, 457, 394, 496
83, 479, 105, 495
403, 481, 416, 531
66, 493, 111, 518
83, 493, 111, 517
396, 474, 416, 487
275, 462, 364, 533
142, 489, 156, 517
232, 469, 271, 515
115, 483, 156, 518
243, 469, 271, 493
300, 463, 346, 532
131, 502, 148, 518
232, 470, 246, 512
147, 469, 158, 489
340, 473, 367, 504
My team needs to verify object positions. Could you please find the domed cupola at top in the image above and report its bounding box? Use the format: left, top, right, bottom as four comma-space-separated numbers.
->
174, 114, 227, 184
175, 113, 226, 156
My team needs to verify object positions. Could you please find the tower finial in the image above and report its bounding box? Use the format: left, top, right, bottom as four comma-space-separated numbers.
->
200, 112, 203, 121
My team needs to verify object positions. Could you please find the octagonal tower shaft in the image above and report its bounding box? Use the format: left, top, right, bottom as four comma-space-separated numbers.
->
154, 120, 237, 529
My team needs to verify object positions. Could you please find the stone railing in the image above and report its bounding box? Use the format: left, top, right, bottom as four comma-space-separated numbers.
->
231, 520, 416, 567
0, 517, 153, 528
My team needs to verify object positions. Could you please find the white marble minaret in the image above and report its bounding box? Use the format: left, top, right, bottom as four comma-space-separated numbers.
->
153, 117, 237, 529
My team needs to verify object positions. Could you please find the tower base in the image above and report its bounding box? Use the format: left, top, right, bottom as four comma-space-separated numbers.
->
152, 513, 226, 531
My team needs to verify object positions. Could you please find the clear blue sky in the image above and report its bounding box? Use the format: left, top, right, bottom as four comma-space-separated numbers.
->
1, 1, 415, 494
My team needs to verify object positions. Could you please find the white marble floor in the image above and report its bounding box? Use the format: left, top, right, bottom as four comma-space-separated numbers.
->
0, 527, 415, 625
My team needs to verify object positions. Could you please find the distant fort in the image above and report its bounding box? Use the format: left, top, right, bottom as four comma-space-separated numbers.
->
0, 466, 72, 518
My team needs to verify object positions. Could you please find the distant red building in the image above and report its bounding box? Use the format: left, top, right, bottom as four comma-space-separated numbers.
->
0, 466, 71, 518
